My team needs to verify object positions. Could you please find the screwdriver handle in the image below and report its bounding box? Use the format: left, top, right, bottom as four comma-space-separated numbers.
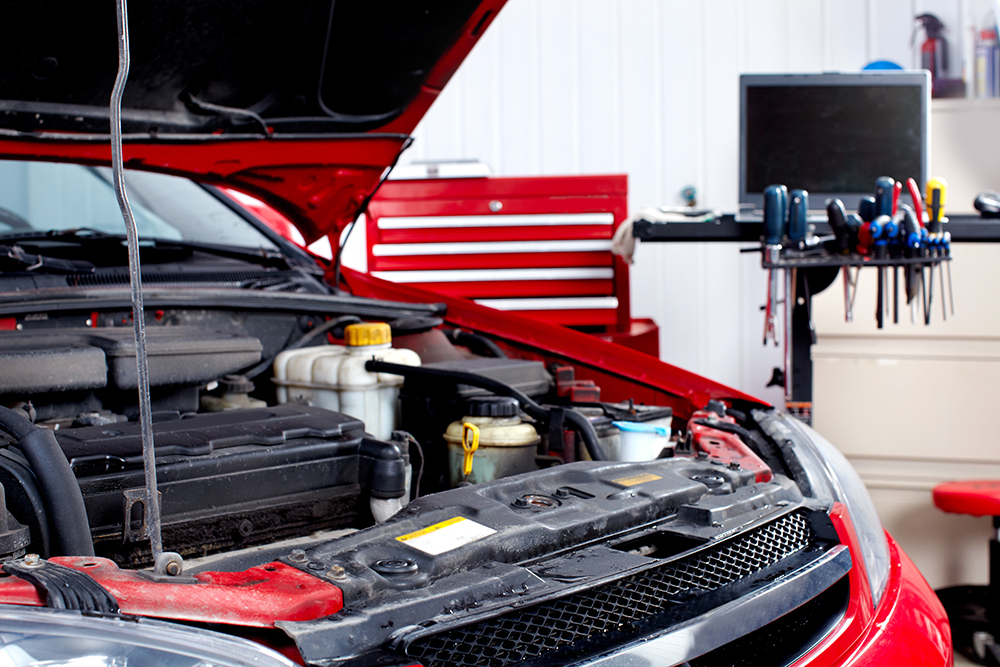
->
788, 189, 808, 244
763, 184, 788, 246
906, 178, 924, 226
826, 198, 850, 254
883, 215, 900, 240
870, 214, 889, 242
900, 204, 921, 251
892, 181, 902, 216
875, 176, 896, 218
858, 196, 877, 223
926, 177, 947, 234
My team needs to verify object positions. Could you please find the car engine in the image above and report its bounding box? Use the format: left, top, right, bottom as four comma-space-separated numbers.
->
0, 303, 773, 566
0, 302, 855, 667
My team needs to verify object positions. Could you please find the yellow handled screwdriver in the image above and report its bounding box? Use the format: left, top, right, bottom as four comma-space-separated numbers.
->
925, 178, 948, 320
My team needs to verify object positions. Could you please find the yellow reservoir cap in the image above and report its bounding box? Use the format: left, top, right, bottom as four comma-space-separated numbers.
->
345, 322, 391, 347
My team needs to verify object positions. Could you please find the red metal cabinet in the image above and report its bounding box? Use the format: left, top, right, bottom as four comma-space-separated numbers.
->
366, 174, 658, 355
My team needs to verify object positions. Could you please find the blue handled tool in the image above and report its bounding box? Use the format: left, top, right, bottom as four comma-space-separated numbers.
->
858, 196, 877, 223
872, 214, 891, 329
763, 184, 787, 245
883, 214, 901, 324
874, 176, 895, 218
788, 189, 808, 247
762, 185, 787, 345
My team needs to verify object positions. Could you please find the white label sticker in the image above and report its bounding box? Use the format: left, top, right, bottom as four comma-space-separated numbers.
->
396, 517, 496, 556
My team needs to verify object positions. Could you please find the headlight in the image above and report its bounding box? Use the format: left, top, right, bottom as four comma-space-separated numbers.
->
759, 411, 890, 607
0, 605, 296, 667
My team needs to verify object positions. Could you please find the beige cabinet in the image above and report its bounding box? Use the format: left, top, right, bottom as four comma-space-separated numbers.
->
812, 243, 1000, 588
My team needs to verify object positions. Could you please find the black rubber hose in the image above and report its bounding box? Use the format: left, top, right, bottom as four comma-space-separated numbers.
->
447, 330, 508, 359
0, 407, 94, 556
691, 419, 756, 448
365, 360, 608, 461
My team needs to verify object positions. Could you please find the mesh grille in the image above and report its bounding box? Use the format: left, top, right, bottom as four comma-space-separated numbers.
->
403, 512, 814, 667
68, 270, 306, 292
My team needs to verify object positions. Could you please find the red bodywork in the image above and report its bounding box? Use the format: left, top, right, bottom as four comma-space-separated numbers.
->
687, 409, 772, 483
0, 559, 342, 627
788, 504, 952, 666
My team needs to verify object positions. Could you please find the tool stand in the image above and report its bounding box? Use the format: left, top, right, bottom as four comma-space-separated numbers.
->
762, 252, 952, 423
933, 481, 1000, 666
632, 214, 993, 425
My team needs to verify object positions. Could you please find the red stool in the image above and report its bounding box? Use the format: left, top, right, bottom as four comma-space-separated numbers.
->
933, 480, 1000, 665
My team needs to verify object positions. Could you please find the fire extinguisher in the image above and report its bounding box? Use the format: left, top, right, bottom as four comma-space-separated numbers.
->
915, 13, 948, 93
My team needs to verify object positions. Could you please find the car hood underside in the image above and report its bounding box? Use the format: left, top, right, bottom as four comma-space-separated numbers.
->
0, 0, 504, 241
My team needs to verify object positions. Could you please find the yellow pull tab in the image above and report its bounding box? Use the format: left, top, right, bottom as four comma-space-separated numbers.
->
461, 422, 480, 477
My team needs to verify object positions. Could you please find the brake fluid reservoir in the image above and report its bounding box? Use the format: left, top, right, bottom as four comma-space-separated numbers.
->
273, 322, 420, 440
444, 396, 540, 487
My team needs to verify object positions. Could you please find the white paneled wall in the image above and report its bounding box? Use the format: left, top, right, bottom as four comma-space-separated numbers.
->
403, 0, 944, 403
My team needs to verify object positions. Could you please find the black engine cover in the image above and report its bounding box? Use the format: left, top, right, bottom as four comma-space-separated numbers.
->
53, 404, 400, 567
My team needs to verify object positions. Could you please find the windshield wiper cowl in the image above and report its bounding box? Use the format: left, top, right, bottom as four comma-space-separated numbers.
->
0, 244, 96, 275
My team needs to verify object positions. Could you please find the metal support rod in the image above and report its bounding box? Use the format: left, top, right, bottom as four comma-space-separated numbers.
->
784, 268, 793, 402
111, 0, 167, 573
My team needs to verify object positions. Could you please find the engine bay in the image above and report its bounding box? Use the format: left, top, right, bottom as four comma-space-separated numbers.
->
0, 303, 853, 667
0, 305, 796, 568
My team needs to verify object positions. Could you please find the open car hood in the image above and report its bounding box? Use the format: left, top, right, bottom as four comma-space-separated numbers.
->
0, 0, 505, 241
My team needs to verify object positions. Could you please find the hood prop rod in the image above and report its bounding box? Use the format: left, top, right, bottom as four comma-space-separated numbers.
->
111, 0, 183, 577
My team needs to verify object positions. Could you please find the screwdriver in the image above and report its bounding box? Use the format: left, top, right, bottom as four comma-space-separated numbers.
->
845, 211, 863, 321
907, 178, 925, 227
827, 199, 853, 321
899, 204, 921, 323
920, 225, 931, 324
875, 176, 896, 217
883, 213, 901, 324
926, 177, 947, 229
871, 214, 889, 329
763, 184, 787, 346
926, 178, 947, 321
906, 178, 928, 324
788, 189, 808, 249
872, 177, 894, 326
944, 230, 954, 315
826, 198, 851, 254
857, 195, 876, 255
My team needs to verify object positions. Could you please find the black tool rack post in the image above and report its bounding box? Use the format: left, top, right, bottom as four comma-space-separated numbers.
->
632, 214, 999, 424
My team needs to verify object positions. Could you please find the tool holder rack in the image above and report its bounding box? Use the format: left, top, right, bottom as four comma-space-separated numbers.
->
630, 213, 996, 425
762, 252, 951, 270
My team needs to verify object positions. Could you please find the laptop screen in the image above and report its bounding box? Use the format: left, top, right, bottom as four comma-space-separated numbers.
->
739, 72, 930, 214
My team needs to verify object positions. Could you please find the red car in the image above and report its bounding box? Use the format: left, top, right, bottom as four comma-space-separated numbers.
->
0, 1, 950, 666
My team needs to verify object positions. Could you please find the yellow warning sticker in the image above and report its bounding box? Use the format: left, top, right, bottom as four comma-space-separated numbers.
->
396, 517, 496, 556
612, 473, 662, 487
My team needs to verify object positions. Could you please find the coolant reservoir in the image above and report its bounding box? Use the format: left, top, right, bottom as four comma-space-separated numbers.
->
272, 322, 421, 440
444, 396, 540, 487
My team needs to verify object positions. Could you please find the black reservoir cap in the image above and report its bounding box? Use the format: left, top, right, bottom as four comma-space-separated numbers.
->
467, 396, 519, 417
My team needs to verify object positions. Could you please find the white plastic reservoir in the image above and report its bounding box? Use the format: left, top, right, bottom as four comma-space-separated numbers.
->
609, 421, 672, 461
273, 322, 420, 440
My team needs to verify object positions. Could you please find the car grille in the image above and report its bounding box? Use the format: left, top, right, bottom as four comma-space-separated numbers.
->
402, 511, 816, 667
689, 576, 849, 667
